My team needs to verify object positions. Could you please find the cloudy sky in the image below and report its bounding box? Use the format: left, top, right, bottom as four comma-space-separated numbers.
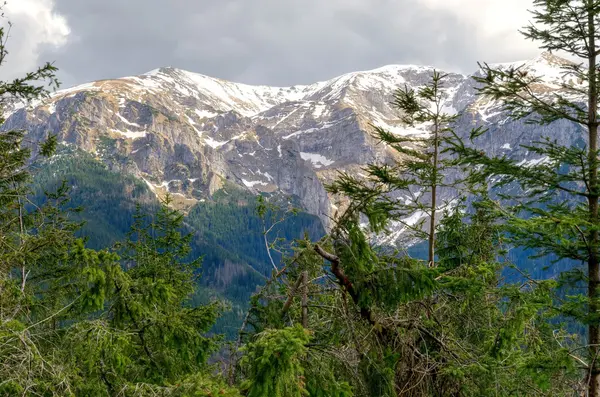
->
4, 0, 539, 89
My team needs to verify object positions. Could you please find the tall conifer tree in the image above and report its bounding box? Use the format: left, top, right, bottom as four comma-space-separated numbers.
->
329, 71, 460, 267
448, 0, 600, 393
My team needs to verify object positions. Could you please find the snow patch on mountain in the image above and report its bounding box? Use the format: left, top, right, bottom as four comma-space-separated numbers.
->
110, 128, 146, 139
4, 51, 577, 246
115, 112, 141, 127
242, 179, 269, 188
204, 136, 228, 149
516, 156, 550, 168
300, 152, 335, 168
194, 109, 218, 118
52, 82, 103, 98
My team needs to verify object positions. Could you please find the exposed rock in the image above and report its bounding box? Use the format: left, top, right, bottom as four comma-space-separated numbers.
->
2, 53, 584, 242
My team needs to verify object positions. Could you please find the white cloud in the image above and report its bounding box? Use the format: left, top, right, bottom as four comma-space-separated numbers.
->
419, 0, 538, 62
11, 0, 547, 88
0, 0, 70, 81
418, 0, 532, 35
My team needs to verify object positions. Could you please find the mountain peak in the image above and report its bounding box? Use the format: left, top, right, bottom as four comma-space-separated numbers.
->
533, 51, 574, 67
9, 52, 583, 245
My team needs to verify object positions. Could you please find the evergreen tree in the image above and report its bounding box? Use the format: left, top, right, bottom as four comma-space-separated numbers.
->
328, 71, 460, 268
240, 325, 311, 397
240, 196, 578, 395
61, 196, 230, 395
373, 70, 459, 266
0, 5, 78, 393
0, 7, 237, 392
446, 0, 600, 393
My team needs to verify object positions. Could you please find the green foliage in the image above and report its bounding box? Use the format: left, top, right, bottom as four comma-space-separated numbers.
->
29, 145, 154, 249
186, 187, 324, 338
0, 185, 230, 395
58, 197, 225, 394
244, 191, 574, 395
445, 0, 600, 393
187, 186, 323, 280
304, 357, 354, 397
328, 70, 462, 267
0, 20, 236, 391
27, 147, 324, 339
241, 325, 311, 397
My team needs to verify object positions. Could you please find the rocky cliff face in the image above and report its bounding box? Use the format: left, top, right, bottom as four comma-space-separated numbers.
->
3, 52, 584, 241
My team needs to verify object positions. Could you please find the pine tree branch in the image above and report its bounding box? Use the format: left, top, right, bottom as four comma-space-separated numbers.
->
301, 270, 308, 328
314, 244, 383, 332
475, 64, 588, 125
281, 274, 305, 318
24, 295, 80, 331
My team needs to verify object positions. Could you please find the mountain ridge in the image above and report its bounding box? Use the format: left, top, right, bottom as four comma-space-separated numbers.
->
3, 51, 579, 243
44, 50, 570, 108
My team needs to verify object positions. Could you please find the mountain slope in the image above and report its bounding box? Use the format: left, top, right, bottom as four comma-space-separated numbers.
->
3, 51, 584, 244
29, 144, 324, 337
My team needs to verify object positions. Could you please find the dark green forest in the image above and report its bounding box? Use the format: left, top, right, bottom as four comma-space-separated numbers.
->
4, 0, 600, 396
28, 145, 324, 338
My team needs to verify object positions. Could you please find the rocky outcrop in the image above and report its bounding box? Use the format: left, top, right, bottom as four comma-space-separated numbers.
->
2, 52, 583, 240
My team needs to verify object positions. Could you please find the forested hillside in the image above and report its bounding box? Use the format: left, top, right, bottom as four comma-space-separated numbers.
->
26, 144, 324, 338
4, 0, 600, 396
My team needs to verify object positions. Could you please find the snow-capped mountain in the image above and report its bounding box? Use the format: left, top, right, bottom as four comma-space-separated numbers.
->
2, 51, 584, 242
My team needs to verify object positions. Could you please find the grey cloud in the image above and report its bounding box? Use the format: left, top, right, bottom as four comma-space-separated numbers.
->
39, 0, 526, 88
